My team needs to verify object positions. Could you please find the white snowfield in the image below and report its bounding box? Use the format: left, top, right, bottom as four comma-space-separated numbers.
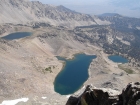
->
0, 98, 29, 105
42, 97, 47, 99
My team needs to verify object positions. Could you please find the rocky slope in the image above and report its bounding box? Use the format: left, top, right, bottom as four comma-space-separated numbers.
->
0, 0, 97, 28
66, 82, 140, 105
98, 13, 140, 30
0, 22, 139, 105
0, 0, 140, 105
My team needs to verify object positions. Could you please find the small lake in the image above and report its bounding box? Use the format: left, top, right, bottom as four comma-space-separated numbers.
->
54, 54, 96, 95
2, 32, 32, 40
108, 55, 128, 63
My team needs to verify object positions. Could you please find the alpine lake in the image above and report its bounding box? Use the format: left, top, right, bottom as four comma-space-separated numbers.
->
54, 54, 97, 95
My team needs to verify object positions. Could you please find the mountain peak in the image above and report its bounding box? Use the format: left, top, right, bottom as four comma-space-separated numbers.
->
99, 13, 121, 17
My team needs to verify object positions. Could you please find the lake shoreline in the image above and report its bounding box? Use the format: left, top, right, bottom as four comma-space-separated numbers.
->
54, 53, 97, 95
108, 55, 128, 63
0, 26, 139, 105
0, 26, 33, 38
2, 32, 32, 40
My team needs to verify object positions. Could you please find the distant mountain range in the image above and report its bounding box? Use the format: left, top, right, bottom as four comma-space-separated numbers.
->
98, 13, 140, 31
99, 13, 121, 17
0, 0, 97, 27
0, 0, 140, 29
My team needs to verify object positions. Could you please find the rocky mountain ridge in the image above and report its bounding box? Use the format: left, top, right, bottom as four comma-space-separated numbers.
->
1, 0, 140, 29
98, 14, 140, 31
66, 82, 140, 105
0, 0, 96, 28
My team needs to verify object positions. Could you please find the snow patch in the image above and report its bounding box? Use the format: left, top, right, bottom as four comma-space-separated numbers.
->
82, 85, 85, 89
42, 97, 47, 99
66, 95, 71, 98
0, 98, 29, 105
136, 27, 140, 30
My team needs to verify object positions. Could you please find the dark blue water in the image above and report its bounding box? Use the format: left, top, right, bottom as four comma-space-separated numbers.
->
108, 55, 128, 63
2, 32, 32, 40
54, 54, 97, 95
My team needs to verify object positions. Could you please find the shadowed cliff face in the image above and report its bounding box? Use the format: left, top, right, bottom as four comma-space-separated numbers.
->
66, 82, 140, 105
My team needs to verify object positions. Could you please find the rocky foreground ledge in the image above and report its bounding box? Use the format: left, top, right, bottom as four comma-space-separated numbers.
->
66, 82, 140, 105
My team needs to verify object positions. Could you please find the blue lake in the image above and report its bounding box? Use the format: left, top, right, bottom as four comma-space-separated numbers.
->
2, 32, 32, 40
54, 54, 97, 95
108, 55, 128, 63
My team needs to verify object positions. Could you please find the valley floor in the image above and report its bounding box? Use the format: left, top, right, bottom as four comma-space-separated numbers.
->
0, 26, 140, 105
